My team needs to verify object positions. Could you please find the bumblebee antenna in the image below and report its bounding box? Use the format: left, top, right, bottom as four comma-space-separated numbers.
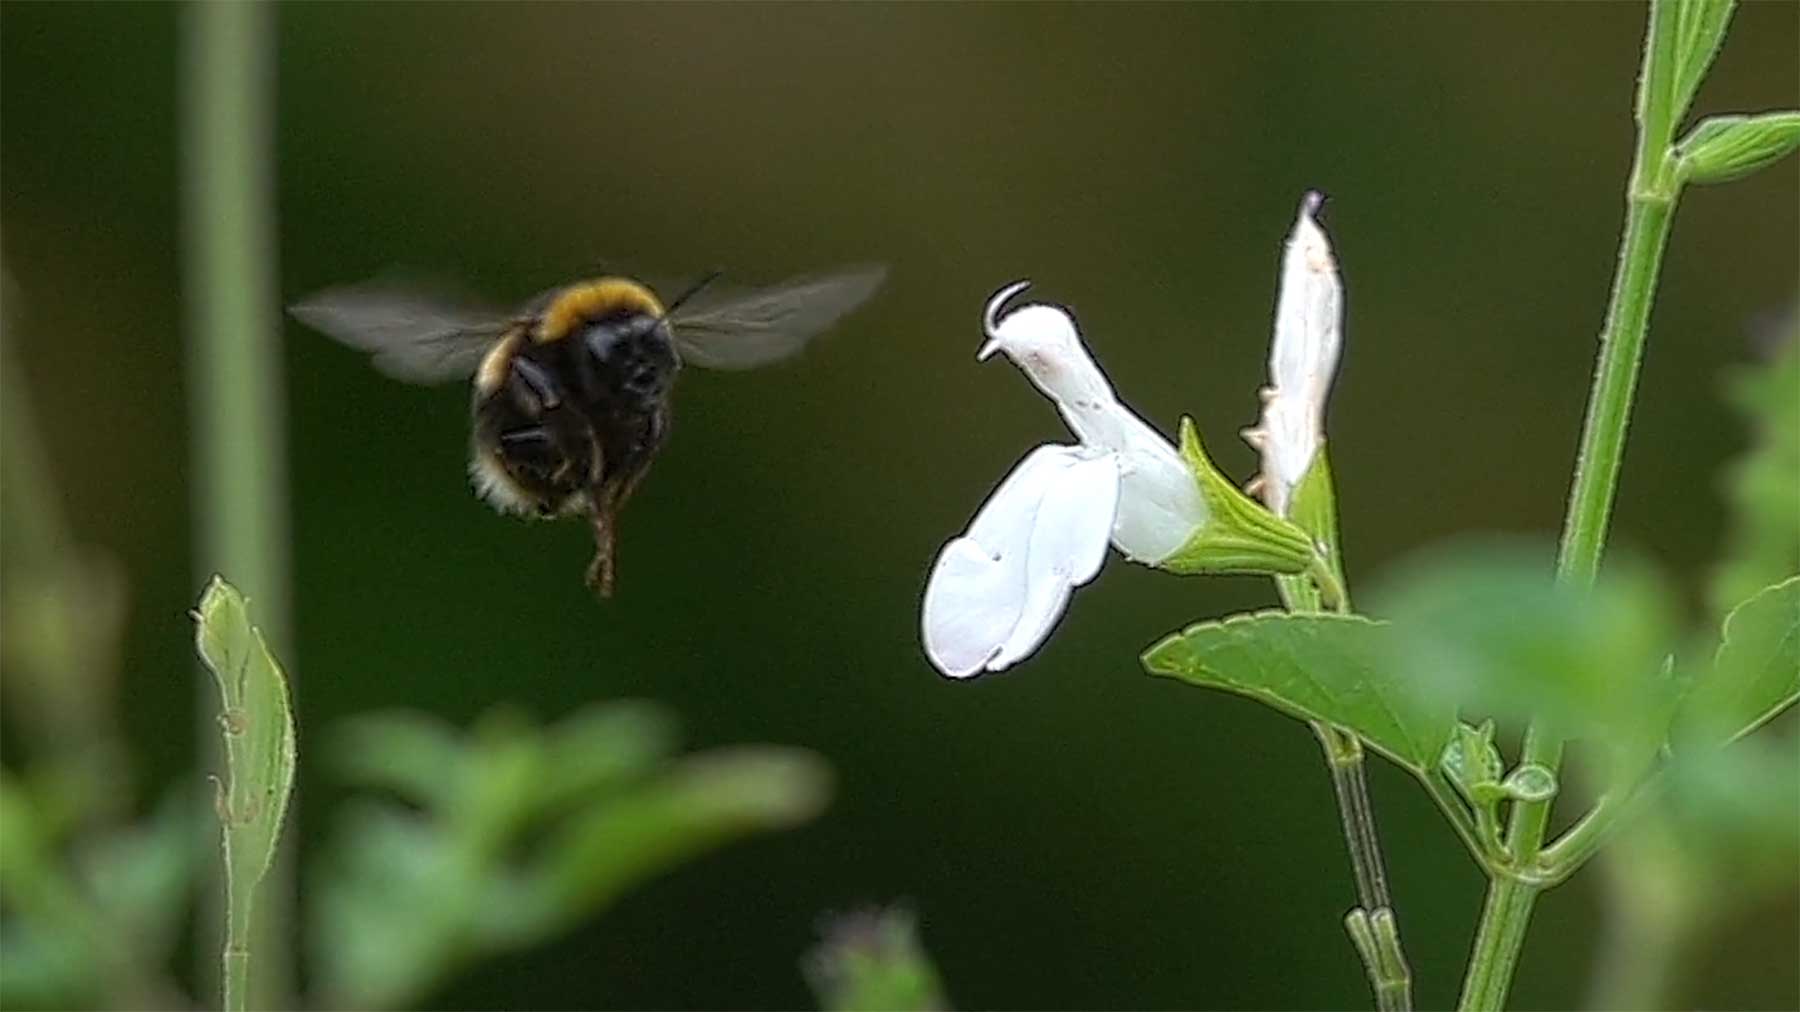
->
664, 269, 724, 317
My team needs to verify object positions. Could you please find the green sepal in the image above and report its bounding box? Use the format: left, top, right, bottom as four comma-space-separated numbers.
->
1674, 111, 1800, 185
1441, 720, 1502, 805
1159, 417, 1314, 576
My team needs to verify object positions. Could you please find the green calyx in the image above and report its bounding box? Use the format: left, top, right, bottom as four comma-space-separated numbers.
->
1159, 417, 1316, 577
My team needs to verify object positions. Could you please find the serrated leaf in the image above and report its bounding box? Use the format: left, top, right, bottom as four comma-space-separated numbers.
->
1678, 576, 1800, 746
1142, 612, 1453, 773
1500, 764, 1558, 803
1675, 112, 1800, 184
193, 576, 297, 896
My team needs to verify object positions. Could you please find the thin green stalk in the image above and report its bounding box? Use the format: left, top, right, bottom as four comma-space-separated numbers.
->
183, 2, 289, 1009
1279, 571, 1412, 1011
1458, 3, 1689, 1008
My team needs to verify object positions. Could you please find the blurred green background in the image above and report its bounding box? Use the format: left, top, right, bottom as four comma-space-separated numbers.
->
3, 2, 1796, 1009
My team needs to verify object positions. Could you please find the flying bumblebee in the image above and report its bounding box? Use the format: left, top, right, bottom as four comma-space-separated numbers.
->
291, 265, 885, 597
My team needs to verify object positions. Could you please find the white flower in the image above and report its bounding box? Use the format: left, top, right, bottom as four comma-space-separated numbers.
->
921, 282, 1208, 678
1243, 192, 1343, 517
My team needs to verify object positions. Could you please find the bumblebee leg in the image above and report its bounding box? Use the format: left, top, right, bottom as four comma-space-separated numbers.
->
497, 425, 555, 459
508, 357, 564, 412
584, 502, 618, 598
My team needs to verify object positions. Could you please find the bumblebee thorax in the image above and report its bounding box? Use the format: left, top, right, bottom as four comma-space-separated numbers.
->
535, 278, 666, 344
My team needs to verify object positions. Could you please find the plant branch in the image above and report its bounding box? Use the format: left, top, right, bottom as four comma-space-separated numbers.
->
1276, 572, 1413, 1011
1457, 2, 1697, 1008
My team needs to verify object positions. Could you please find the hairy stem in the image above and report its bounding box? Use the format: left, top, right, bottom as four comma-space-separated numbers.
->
1457, 3, 1690, 1008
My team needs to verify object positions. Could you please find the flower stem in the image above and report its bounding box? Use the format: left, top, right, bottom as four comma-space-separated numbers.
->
1457, 3, 1688, 1008
1278, 574, 1412, 1011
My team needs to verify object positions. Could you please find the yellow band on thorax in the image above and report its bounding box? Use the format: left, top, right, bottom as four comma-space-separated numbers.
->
535, 278, 665, 343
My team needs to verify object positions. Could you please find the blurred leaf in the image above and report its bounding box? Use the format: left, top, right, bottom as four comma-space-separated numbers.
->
1710, 327, 1800, 618
313, 803, 460, 1011
1367, 542, 1679, 777
328, 711, 467, 809
804, 906, 948, 1012
536, 701, 679, 812
0, 920, 94, 1011
1142, 612, 1453, 773
1657, 731, 1800, 895
510, 746, 832, 937
1674, 111, 1800, 184
193, 575, 297, 892
1676, 576, 1800, 746
315, 707, 832, 1011
74, 787, 203, 960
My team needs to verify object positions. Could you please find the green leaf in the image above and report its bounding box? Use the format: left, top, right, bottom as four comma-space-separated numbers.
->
1677, 576, 1800, 746
1367, 542, 1679, 772
1499, 764, 1558, 804
1710, 328, 1800, 619
328, 711, 467, 809
1666, 0, 1736, 129
192, 576, 297, 895
1674, 112, 1800, 184
513, 746, 832, 934
1142, 612, 1453, 773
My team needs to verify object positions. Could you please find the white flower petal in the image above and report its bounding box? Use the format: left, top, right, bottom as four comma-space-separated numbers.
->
922, 445, 1121, 677
992, 452, 1120, 668
1257, 191, 1343, 516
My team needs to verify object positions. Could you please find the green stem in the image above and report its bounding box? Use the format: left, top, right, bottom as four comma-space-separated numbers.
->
1458, 3, 1689, 1008
183, 2, 288, 1009
1278, 572, 1412, 1011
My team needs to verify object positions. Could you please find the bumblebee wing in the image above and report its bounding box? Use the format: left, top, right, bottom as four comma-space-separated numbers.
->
289, 283, 510, 385
668, 264, 886, 370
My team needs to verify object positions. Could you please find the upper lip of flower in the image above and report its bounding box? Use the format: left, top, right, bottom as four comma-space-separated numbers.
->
976, 279, 1033, 361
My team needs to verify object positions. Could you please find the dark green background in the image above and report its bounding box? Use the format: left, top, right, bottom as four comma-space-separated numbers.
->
3, 2, 1796, 1009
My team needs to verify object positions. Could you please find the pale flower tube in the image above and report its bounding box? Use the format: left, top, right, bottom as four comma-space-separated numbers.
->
922, 283, 1208, 678
1245, 192, 1344, 517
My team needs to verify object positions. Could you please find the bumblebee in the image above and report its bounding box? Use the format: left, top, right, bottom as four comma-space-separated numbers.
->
291, 265, 885, 596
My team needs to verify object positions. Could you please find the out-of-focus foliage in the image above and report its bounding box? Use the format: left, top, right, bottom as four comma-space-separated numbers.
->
314, 703, 832, 1010
1677, 576, 1800, 747
1369, 543, 1683, 783
804, 906, 948, 1012
1709, 324, 1800, 619
0, 777, 200, 1011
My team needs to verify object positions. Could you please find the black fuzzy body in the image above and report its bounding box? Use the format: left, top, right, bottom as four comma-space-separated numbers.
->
470, 307, 680, 593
